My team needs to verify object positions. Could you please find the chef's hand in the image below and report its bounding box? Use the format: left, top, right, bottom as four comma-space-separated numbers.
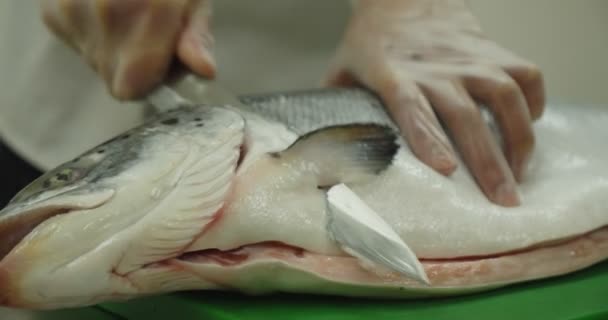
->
41, 0, 215, 100
327, 0, 545, 207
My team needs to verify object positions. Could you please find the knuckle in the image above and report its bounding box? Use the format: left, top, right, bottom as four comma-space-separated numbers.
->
480, 159, 504, 184
445, 102, 480, 126
407, 118, 431, 142
511, 125, 535, 155
507, 59, 544, 87
521, 62, 543, 82
375, 73, 408, 105
492, 75, 519, 97
459, 105, 482, 125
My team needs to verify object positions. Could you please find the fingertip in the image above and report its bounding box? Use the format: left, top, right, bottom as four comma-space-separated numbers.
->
507, 121, 535, 183
505, 62, 546, 121
491, 181, 521, 207
510, 153, 532, 184
432, 153, 458, 176
412, 138, 458, 176
183, 48, 217, 79
110, 71, 134, 101
177, 32, 217, 79
385, 82, 459, 177
525, 75, 546, 121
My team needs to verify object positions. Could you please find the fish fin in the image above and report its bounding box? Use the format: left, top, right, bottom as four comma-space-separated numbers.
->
276, 124, 398, 186
115, 134, 242, 274
326, 184, 429, 285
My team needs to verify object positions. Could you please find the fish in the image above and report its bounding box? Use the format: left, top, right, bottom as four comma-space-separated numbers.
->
0, 74, 607, 309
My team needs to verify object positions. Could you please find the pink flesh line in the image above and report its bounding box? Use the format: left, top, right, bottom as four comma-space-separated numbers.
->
173, 226, 608, 288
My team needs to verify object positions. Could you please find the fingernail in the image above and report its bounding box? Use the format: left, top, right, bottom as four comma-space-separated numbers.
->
494, 182, 520, 207
431, 145, 458, 175
198, 41, 216, 78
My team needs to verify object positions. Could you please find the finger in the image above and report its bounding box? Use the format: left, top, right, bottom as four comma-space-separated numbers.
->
110, 1, 187, 99
423, 81, 520, 207
374, 72, 458, 176
454, 41, 546, 121
471, 44, 546, 121
464, 69, 535, 182
177, 0, 216, 78
503, 62, 546, 120
40, 0, 86, 51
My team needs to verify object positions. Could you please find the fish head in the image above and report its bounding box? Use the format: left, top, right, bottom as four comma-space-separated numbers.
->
0, 105, 245, 309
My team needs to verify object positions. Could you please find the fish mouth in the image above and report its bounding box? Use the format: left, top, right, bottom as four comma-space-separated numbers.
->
0, 205, 76, 307
141, 225, 608, 293
0, 188, 114, 264
0, 206, 72, 262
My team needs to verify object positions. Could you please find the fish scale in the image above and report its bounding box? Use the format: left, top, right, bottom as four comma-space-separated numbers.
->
239, 89, 397, 135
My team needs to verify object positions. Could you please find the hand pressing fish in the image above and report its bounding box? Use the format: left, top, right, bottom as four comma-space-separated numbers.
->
0, 75, 607, 309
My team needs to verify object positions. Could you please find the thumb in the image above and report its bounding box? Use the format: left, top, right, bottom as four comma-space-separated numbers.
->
177, 0, 216, 78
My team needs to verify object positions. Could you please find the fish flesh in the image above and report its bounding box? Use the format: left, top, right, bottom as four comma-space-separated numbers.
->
0, 76, 607, 309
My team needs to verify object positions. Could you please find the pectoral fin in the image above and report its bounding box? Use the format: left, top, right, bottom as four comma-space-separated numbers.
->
326, 184, 429, 285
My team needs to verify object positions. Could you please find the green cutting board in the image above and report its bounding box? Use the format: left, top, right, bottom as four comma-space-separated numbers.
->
99, 260, 608, 320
